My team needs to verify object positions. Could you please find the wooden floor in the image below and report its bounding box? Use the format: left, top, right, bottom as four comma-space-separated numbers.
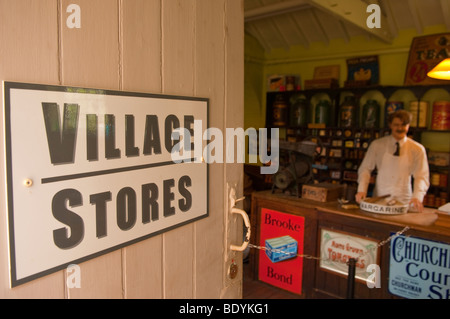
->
242, 260, 301, 299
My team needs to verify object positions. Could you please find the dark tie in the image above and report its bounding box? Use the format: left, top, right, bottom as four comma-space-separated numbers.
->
393, 142, 400, 156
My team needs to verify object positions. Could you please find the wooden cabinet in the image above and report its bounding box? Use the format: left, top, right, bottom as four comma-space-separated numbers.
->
249, 191, 450, 299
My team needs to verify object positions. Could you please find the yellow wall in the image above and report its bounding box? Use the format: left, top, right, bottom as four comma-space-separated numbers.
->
244, 34, 266, 130
244, 25, 450, 152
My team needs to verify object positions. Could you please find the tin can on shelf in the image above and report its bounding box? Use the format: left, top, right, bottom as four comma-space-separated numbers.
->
315, 99, 331, 126
362, 99, 380, 129
289, 96, 309, 127
385, 101, 403, 127
272, 94, 288, 127
339, 96, 357, 127
431, 101, 450, 130
427, 194, 435, 207
285, 76, 296, 91
431, 173, 441, 186
440, 174, 448, 188
409, 100, 428, 128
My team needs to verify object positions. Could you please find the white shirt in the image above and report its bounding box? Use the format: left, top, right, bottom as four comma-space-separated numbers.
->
357, 135, 430, 202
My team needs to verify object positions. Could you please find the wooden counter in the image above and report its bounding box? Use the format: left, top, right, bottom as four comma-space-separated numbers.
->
249, 190, 450, 299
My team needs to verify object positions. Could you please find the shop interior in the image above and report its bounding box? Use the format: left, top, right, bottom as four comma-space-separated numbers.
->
242, 0, 450, 299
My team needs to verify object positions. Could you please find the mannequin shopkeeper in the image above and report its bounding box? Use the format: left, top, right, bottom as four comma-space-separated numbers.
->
355, 110, 430, 212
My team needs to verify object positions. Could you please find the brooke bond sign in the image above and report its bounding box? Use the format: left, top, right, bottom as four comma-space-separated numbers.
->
258, 208, 305, 295
3, 82, 208, 287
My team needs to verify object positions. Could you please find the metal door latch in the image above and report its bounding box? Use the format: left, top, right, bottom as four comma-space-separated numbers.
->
230, 207, 251, 252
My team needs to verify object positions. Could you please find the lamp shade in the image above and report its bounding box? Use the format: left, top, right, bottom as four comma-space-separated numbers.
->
427, 58, 450, 80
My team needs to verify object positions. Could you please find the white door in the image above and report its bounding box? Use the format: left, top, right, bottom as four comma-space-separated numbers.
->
0, 0, 244, 299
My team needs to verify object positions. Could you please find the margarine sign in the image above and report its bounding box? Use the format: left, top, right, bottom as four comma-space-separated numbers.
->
3, 82, 208, 287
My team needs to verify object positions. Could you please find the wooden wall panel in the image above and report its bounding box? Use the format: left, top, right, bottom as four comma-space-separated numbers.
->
122, 237, 163, 299
161, 0, 196, 299
60, 0, 123, 298
66, 252, 123, 299
194, 0, 226, 298
161, 0, 196, 96
121, 0, 162, 93
60, 0, 120, 90
0, 0, 64, 299
0, 0, 60, 84
120, 0, 163, 299
221, 0, 245, 299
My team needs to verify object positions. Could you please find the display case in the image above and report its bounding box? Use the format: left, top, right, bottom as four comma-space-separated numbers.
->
265, 85, 450, 207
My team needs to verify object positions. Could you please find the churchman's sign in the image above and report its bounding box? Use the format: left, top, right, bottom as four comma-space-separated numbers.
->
389, 235, 450, 299
3, 82, 208, 287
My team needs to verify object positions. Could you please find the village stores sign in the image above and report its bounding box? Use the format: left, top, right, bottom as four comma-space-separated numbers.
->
3, 82, 208, 287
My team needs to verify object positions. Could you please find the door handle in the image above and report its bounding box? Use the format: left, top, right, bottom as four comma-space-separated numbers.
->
230, 207, 251, 252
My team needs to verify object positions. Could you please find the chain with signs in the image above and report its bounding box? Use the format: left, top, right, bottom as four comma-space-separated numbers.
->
248, 226, 410, 262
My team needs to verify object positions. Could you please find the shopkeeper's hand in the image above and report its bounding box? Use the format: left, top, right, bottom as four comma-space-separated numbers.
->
355, 192, 366, 204
409, 198, 424, 213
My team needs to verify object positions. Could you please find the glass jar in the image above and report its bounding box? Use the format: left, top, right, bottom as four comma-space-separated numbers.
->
286, 76, 296, 91
362, 99, 380, 129
339, 96, 357, 127
289, 96, 309, 127
272, 94, 288, 127
315, 100, 331, 126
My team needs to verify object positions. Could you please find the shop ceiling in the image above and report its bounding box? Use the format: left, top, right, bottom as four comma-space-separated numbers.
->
244, 0, 450, 52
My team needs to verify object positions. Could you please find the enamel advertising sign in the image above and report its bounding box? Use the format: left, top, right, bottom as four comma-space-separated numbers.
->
389, 235, 450, 299
404, 33, 450, 86
258, 208, 305, 295
3, 82, 208, 287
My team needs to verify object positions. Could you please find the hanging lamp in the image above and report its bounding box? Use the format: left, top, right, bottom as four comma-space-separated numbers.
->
427, 58, 450, 80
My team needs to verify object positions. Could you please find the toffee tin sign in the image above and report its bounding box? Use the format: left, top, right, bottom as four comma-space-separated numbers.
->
319, 228, 379, 283
3, 82, 209, 287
